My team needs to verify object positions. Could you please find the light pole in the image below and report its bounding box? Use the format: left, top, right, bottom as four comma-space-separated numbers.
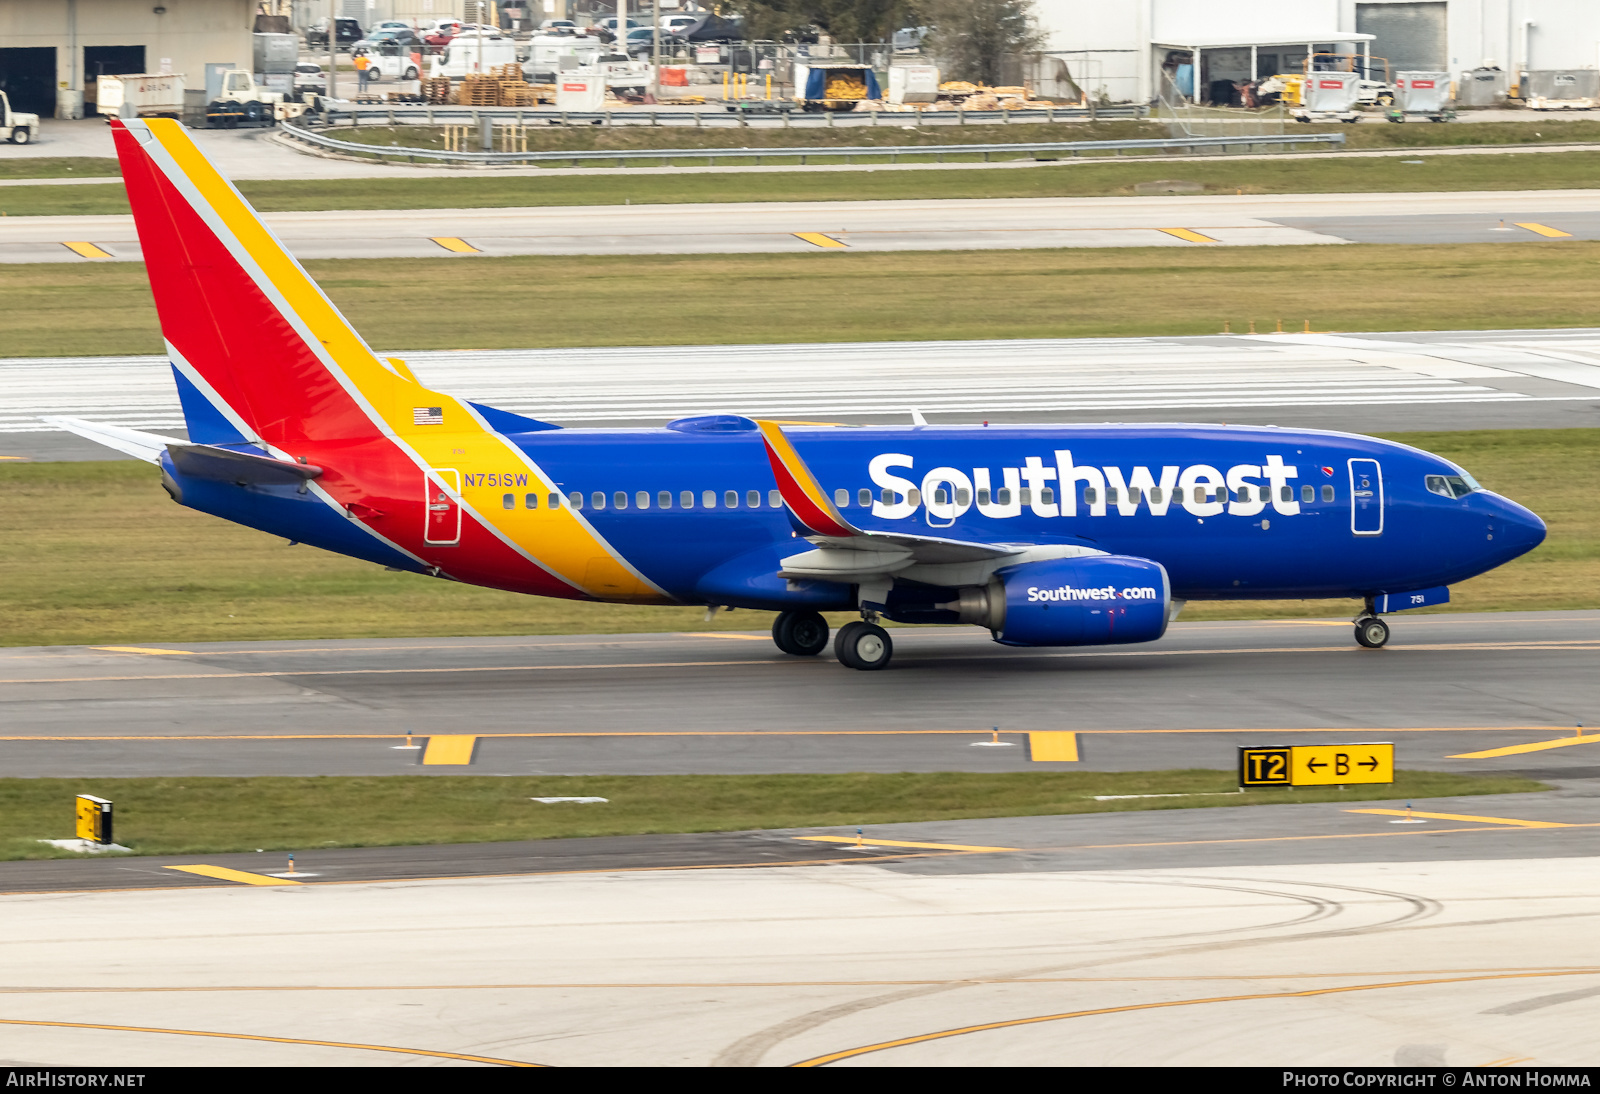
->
327, 0, 337, 103
650, 0, 659, 103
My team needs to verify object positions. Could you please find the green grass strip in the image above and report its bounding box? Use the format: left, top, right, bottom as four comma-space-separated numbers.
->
6, 242, 1600, 359
1, 771, 1548, 860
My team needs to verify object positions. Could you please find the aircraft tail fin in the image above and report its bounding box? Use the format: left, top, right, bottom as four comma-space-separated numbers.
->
756, 420, 861, 538
110, 117, 454, 448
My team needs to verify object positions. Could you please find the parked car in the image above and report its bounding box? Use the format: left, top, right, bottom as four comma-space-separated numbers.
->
292, 61, 326, 95
305, 17, 364, 51
659, 15, 697, 33
353, 28, 425, 55
369, 20, 414, 33
624, 27, 670, 56
540, 19, 578, 33
598, 17, 643, 34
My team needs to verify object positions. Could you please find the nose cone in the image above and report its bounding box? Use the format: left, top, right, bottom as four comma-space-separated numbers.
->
1485, 492, 1546, 566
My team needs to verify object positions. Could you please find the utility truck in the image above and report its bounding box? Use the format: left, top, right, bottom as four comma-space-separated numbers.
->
0, 91, 40, 144
207, 69, 308, 127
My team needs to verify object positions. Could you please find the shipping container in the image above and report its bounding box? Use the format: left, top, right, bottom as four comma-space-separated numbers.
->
1394, 71, 1450, 112
1523, 69, 1600, 110
1458, 67, 1507, 107
95, 73, 186, 117
887, 65, 938, 104
555, 72, 605, 111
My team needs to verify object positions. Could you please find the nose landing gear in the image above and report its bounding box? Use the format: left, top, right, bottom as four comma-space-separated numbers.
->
1354, 614, 1390, 649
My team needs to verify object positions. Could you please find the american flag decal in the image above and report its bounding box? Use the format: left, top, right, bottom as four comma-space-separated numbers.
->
413, 406, 444, 425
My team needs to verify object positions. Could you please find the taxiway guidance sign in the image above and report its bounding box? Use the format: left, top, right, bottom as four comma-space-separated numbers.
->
1238, 744, 1394, 787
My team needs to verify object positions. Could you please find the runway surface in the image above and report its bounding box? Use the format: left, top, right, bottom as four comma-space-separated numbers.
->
3, 611, 1594, 777
9, 189, 1600, 262
7, 840, 1600, 1065
6, 326, 1600, 461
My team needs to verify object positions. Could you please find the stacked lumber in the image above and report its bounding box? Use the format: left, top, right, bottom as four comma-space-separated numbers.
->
500, 84, 541, 107
423, 77, 451, 104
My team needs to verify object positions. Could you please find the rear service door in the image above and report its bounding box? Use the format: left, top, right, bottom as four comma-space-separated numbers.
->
1349, 458, 1383, 536
424, 468, 462, 545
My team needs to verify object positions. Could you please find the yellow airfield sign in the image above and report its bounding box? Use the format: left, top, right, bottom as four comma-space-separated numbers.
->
1238, 744, 1394, 787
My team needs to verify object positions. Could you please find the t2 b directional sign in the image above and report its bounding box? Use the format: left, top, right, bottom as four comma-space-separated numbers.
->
1238, 744, 1394, 787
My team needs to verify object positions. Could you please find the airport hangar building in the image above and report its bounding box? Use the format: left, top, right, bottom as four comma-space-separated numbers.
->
0, 0, 255, 120
1035, 0, 1600, 105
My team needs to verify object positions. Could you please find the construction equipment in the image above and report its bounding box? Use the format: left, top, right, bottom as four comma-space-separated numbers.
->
206, 68, 307, 127
0, 91, 39, 144
1386, 71, 1455, 123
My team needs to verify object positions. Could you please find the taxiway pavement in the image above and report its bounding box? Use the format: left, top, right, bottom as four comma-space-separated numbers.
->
8, 189, 1600, 263
2, 611, 1593, 778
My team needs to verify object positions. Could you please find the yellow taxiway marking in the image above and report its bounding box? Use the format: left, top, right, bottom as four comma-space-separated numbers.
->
1516, 222, 1572, 238
164, 865, 302, 886
1346, 808, 1571, 828
1029, 731, 1079, 762
0, 1017, 539, 1066
61, 241, 113, 258
794, 836, 1019, 853
0, 726, 1570, 743
90, 646, 195, 656
422, 734, 477, 765
1158, 227, 1219, 243
789, 968, 1600, 1066
0, 456, 26, 461
793, 231, 847, 248
1450, 733, 1600, 759
428, 236, 480, 253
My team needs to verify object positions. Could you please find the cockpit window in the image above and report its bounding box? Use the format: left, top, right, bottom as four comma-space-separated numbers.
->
1425, 474, 1476, 499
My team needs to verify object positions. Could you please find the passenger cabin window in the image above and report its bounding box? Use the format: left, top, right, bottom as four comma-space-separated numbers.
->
1322, 485, 1334, 502
747, 489, 760, 508
768, 489, 781, 508
835, 488, 849, 507
906, 488, 921, 507
881, 487, 894, 505
1019, 488, 1032, 506
1148, 488, 1160, 504
702, 490, 716, 508
658, 491, 672, 509
1425, 474, 1476, 499
613, 491, 628, 510
592, 491, 606, 510
1106, 488, 1119, 503
569, 491, 583, 510
1301, 485, 1313, 503
1280, 486, 1293, 502
934, 487, 949, 505
724, 490, 738, 508
977, 487, 991, 505
996, 488, 1011, 505
548, 493, 562, 509
525, 493, 539, 509
1083, 488, 1096, 504
956, 487, 971, 506
680, 490, 694, 509
502, 493, 514, 510
637, 491, 650, 510
858, 488, 872, 507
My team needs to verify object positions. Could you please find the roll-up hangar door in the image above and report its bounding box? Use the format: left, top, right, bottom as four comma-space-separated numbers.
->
0, 47, 56, 116
1356, 2, 1448, 72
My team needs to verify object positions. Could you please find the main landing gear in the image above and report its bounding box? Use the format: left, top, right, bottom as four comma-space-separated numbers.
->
1354, 614, 1391, 649
772, 609, 829, 656
835, 619, 893, 670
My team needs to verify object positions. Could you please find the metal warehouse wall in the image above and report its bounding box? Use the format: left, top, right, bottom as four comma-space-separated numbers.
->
0, 0, 253, 118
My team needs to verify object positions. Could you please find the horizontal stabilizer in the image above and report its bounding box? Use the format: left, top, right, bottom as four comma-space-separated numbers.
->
168, 444, 323, 486
42, 417, 183, 464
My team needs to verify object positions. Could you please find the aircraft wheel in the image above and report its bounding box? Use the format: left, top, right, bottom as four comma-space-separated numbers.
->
772, 610, 829, 656
835, 621, 892, 670
1354, 616, 1390, 649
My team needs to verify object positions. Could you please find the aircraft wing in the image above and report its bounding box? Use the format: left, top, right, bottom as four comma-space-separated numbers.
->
757, 419, 1031, 582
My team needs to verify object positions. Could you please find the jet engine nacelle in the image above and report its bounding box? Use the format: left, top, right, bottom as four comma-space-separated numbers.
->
941, 555, 1171, 647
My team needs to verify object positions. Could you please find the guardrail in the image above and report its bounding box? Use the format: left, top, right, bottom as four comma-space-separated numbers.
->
305, 102, 1147, 129
278, 123, 1345, 167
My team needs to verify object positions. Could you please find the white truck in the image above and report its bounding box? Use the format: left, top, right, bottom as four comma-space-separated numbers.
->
429, 35, 519, 78
95, 73, 186, 118
523, 33, 603, 81
0, 91, 40, 144
207, 69, 307, 127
